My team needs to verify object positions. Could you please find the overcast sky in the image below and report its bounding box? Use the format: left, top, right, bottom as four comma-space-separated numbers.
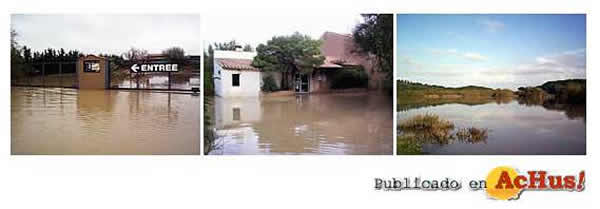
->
397, 14, 586, 90
11, 14, 202, 56
202, 14, 362, 50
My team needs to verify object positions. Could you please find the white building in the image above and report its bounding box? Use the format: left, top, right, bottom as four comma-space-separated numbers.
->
213, 50, 262, 97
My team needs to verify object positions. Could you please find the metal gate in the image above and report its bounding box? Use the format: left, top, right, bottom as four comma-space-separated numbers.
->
107, 60, 200, 91
11, 61, 78, 88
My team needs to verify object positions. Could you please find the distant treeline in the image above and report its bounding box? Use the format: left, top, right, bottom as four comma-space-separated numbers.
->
19, 47, 83, 63
12, 47, 83, 78
517, 79, 586, 104
397, 80, 514, 98
398, 79, 586, 105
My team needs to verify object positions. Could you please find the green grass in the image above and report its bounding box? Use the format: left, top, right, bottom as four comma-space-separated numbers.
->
397, 113, 490, 154
398, 113, 454, 130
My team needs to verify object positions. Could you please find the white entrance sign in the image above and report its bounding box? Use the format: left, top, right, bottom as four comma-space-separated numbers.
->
130, 63, 179, 73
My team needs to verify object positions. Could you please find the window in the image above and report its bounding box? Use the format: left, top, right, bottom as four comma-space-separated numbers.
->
83, 61, 100, 73
232, 108, 241, 121
232, 74, 240, 87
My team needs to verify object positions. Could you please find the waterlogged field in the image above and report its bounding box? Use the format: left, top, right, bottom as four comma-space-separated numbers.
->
11, 87, 200, 154
207, 93, 393, 155
397, 98, 586, 155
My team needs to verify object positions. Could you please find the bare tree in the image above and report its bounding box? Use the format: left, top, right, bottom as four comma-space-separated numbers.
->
122, 47, 149, 61
122, 47, 150, 89
162, 47, 186, 62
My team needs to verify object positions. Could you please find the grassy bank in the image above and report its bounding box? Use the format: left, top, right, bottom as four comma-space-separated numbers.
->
397, 113, 489, 154
398, 80, 515, 98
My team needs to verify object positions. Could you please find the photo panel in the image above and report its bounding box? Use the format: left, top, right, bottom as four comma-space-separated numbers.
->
396, 14, 586, 155
10, 14, 202, 155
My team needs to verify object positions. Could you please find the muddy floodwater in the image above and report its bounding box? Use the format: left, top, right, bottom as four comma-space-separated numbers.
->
397, 100, 586, 155
11, 87, 200, 155
207, 93, 393, 155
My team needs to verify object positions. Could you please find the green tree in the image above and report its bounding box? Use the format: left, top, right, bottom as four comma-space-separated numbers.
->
10, 29, 28, 82
203, 45, 215, 96
252, 32, 324, 89
352, 14, 393, 90
214, 40, 239, 51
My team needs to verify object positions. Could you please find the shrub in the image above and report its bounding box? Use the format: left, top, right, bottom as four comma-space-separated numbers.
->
330, 66, 368, 89
261, 74, 279, 92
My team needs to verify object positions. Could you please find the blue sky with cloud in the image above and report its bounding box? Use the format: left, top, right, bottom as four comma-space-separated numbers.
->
396, 14, 586, 90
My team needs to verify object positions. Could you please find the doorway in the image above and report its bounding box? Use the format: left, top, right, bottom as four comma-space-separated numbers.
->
294, 73, 310, 93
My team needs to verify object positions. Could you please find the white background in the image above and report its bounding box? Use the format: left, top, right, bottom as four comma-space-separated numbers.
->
1, 0, 597, 208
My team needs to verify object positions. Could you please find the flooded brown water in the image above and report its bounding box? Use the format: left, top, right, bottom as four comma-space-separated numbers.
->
397, 99, 585, 155
11, 87, 200, 155
207, 93, 393, 155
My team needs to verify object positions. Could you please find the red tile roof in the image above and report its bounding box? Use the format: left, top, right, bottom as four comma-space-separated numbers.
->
318, 31, 364, 68
216, 58, 259, 71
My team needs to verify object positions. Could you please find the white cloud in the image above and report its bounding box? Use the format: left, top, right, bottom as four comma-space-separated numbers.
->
463, 52, 488, 61
399, 56, 422, 70
480, 19, 505, 32
430, 48, 459, 55
430, 49, 488, 62
535, 57, 557, 65
399, 49, 586, 90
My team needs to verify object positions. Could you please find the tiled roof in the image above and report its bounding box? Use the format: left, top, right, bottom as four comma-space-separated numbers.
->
318, 31, 364, 68
319, 56, 360, 68
216, 58, 260, 71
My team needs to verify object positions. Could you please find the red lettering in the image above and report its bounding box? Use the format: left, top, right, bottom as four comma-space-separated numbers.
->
514, 175, 527, 189
495, 171, 514, 189
548, 176, 564, 189
528, 171, 547, 189
564, 176, 576, 190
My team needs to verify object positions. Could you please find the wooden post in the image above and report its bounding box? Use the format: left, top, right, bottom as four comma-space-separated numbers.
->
58, 62, 63, 87
41, 63, 45, 87
168, 72, 172, 90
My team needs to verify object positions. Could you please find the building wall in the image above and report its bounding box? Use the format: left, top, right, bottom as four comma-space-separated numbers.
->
213, 50, 262, 97
214, 64, 261, 97
78, 56, 106, 89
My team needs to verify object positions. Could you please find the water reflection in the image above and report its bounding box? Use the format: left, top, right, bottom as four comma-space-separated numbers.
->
209, 93, 393, 155
11, 87, 200, 154
113, 74, 200, 90
397, 97, 585, 155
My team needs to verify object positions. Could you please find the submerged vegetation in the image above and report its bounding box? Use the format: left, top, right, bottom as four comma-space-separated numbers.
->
398, 113, 454, 131
397, 113, 489, 154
